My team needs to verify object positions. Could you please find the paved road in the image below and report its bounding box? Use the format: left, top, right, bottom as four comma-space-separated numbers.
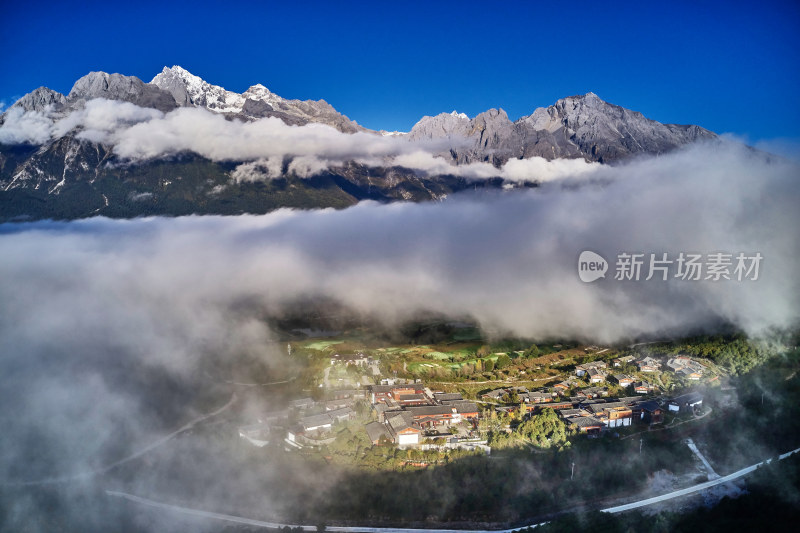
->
685, 438, 720, 480
431, 375, 561, 387
601, 446, 800, 513
105, 491, 539, 533
106, 446, 800, 532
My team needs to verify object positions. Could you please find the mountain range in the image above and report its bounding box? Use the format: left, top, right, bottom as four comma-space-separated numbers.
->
0, 66, 716, 221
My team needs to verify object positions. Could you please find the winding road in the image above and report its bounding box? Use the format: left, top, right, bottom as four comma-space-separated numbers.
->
602, 446, 800, 513
106, 446, 800, 532
105, 492, 536, 533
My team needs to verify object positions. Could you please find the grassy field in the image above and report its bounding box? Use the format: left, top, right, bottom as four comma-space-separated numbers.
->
294, 327, 734, 400
289, 324, 687, 391
304, 340, 345, 351
295, 330, 605, 386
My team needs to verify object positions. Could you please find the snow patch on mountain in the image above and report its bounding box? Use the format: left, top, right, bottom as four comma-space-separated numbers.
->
150, 66, 361, 133
151, 66, 245, 113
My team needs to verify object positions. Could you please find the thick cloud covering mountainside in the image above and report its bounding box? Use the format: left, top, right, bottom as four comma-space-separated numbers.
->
1, 143, 798, 349
0, 98, 599, 181
0, 142, 797, 530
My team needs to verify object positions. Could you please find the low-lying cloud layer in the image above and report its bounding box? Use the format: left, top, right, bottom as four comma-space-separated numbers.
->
0, 142, 798, 530
0, 98, 600, 182
1, 142, 798, 342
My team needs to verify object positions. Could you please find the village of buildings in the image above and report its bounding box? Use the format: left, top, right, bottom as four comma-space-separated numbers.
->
238, 347, 711, 458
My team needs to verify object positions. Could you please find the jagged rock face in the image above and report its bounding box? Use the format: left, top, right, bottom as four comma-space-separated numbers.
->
10, 87, 66, 113
0, 67, 721, 221
410, 108, 526, 164
1, 66, 363, 137
240, 98, 306, 126
68, 72, 178, 113
407, 110, 474, 141
236, 82, 364, 133
150, 66, 245, 112
410, 92, 716, 164
150, 66, 362, 132
267, 96, 362, 133
1, 135, 110, 194
521, 93, 716, 162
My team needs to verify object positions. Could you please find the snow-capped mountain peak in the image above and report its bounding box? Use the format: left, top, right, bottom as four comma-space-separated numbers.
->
151, 65, 244, 112
147, 66, 361, 132
153, 65, 198, 85
245, 83, 271, 94
242, 83, 277, 104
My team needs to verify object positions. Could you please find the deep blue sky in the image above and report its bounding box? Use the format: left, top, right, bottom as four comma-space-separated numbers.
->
2, 0, 799, 142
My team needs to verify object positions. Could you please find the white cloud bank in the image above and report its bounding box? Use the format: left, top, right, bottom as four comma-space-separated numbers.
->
0, 106, 54, 144
0, 99, 600, 182
0, 142, 796, 528
1, 142, 797, 347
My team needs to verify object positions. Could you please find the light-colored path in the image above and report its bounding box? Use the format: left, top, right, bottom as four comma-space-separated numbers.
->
105, 490, 538, 533
621, 406, 713, 440
106, 446, 800, 532
628, 341, 666, 348
601, 447, 800, 513
686, 438, 720, 480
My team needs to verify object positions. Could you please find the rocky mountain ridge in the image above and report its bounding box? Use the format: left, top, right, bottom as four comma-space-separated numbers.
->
149, 66, 363, 133
0, 67, 718, 221
408, 92, 715, 164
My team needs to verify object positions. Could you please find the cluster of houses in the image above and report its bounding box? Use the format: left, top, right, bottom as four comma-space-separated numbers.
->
284, 389, 364, 448
477, 383, 667, 428
364, 384, 479, 447
265, 382, 705, 453
579, 353, 707, 384
476, 384, 705, 436
575, 360, 609, 383
254, 349, 710, 452
571, 372, 654, 394
556, 390, 704, 435
238, 410, 286, 447
572, 358, 661, 384
481, 386, 544, 402
614, 353, 706, 378
476, 370, 706, 437
612, 355, 635, 367
613, 375, 656, 394
666, 356, 706, 380
542, 354, 708, 433
636, 356, 661, 373
610, 354, 663, 373
329, 352, 375, 368
556, 396, 663, 434
481, 374, 656, 417
667, 392, 704, 412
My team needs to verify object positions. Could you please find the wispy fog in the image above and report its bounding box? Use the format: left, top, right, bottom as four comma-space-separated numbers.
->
4, 141, 794, 342
0, 141, 798, 530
